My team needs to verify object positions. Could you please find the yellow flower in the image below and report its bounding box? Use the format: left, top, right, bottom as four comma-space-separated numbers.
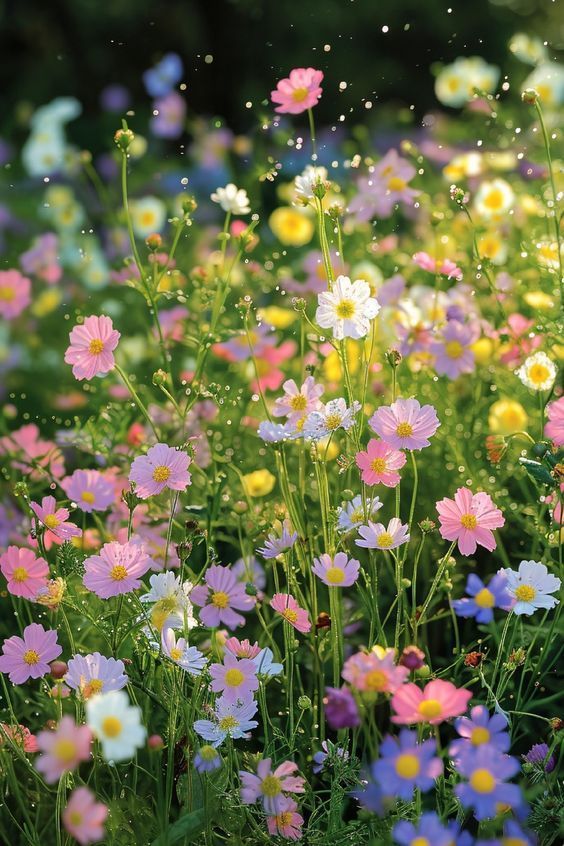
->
322, 340, 362, 382
241, 469, 276, 498
31, 288, 63, 317
317, 438, 339, 461
477, 231, 507, 265
269, 207, 314, 247
488, 399, 528, 436
524, 290, 555, 310
471, 337, 496, 365
258, 306, 296, 329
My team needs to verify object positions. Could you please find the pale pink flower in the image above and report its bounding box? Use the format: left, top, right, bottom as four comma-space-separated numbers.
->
369, 398, 440, 451
0, 269, 31, 319
355, 439, 406, 487
273, 376, 323, 424
35, 716, 92, 783
271, 68, 323, 114
546, 396, 564, 446
342, 649, 409, 694
266, 797, 304, 840
224, 637, 261, 659
30, 495, 81, 543
129, 443, 192, 499
0, 546, 49, 599
63, 787, 108, 845
209, 654, 259, 703
83, 541, 153, 598
355, 518, 410, 551
61, 469, 115, 514
0, 423, 65, 479
312, 552, 360, 587
391, 679, 472, 725
0, 623, 62, 684
240, 758, 306, 814
413, 251, 463, 280
64, 315, 120, 381
270, 593, 311, 633
436, 487, 505, 555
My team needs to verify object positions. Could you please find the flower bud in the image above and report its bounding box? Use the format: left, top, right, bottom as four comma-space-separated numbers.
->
298, 695, 312, 710
148, 734, 165, 750
464, 651, 484, 667
181, 195, 198, 215
418, 518, 436, 534
145, 233, 163, 251
341, 489, 355, 502
385, 348, 402, 368
175, 541, 193, 563
521, 88, 539, 105
399, 645, 425, 670
152, 369, 168, 387
50, 660, 68, 680
114, 128, 135, 151
245, 582, 258, 597
414, 664, 431, 678
232, 500, 248, 515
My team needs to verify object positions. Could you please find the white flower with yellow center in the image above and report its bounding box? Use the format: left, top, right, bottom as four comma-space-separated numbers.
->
211, 183, 250, 215
521, 62, 564, 107
131, 196, 166, 238
139, 571, 196, 634
536, 240, 563, 270
509, 33, 548, 66
516, 351, 557, 392
478, 231, 507, 265
316, 275, 380, 340
504, 560, 561, 616
294, 165, 328, 200
473, 179, 514, 220
86, 690, 146, 762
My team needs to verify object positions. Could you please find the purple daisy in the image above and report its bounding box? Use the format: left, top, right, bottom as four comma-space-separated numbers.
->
431, 319, 476, 379
190, 564, 255, 629
449, 705, 510, 760
454, 746, 521, 820
209, 654, 259, 704
393, 812, 453, 846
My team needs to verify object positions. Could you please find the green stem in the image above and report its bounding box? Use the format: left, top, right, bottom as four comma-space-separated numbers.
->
115, 363, 159, 439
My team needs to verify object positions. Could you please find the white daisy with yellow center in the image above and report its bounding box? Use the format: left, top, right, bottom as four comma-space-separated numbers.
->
86, 690, 146, 762
516, 351, 557, 392
474, 178, 514, 221
316, 275, 380, 341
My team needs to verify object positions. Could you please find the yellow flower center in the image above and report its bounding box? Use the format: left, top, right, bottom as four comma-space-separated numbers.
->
370, 457, 387, 474
471, 727, 490, 746
514, 584, 536, 602
282, 608, 298, 624
396, 422, 413, 438
140, 210, 157, 227
101, 716, 122, 738
290, 394, 307, 411
261, 774, 282, 797
291, 86, 309, 102
53, 738, 77, 764
81, 491, 96, 504
68, 811, 83, 826
418, 699, 443, 719
387, 176, 407, 191
474, 588, 495, 608
412, 839, 431, 846
151, 607, 172, 631
152, 465, 171, 483
470, 768, 496, 793
502, 839, 527, 846
85, 678, 104, 696
224, 668, 245, 687
364, 669, 388, 691
483, 189, 504, 210
325, 567, 345, 585
110, 565, 128, 581
277, 811, 293, 826
376, 532, 394, 548
445, 340, 463, 359
12, 567, 29, 583
0, 286, 15, 301
350, 508, 364, 524
170, 647, 183, 661
325, 413, 343, 430
44, 514, 60, 529
199, 744, 218, 761
88, 338, 104, 355
335, 299, 356, 319
447, 77, 460, 92
23, 650, 40, 665
211, 591, 229, 608
218, 715, 238, 731
395, 753, 420, 779
460, 513, 477, 529
528, 363, 550, 385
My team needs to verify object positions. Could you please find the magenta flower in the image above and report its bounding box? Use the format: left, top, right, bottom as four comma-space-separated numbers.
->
324, 686, 361, 729
240, 758, 306, 814
191, 564, 255, 629
0, 269, 31, 319
312, 552, 360, 587
63, 787, 108, 845
271, 67, 323, 114
356, 518, 410, 551
431, 320, 476, 379
35, 716, 92, 783
391, 679, 472, 725
31, 495, 81, 542
270, 593, 311, 633
436, 487, 505, 555
129, 443, 192, 499
273, 376, 323, 423
342, 649, 409, 694
546, 396, 564, 446
64, 315, 120, 381
369, 398, 440, 451
209, 654, 259, 704
356, 439, 406, 487
413, 251, 463, 280
61, 469, 115, 514
0, 623, 62, 684
83, 541, 153, 599
0, 546, 49, 599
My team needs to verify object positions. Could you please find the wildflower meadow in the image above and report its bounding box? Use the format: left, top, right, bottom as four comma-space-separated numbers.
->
0, 11, 563, 846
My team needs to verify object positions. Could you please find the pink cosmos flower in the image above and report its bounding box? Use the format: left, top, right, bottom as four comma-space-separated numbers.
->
224, 637, 262, 659
356, 518, 410, 551
413, 251, 463, 280
271, 67, 324, 114
129, 443, 192, 499
240, 758, 306, 814
0, 546, 49, 599
0, 269, 31, 319
266, 798, 304, 841
342, 649, 409, 694
270, 594, 311, 633
391, 679, 472, 725
0, 423, 65, 480
64, 315, 120, 381
63, 787, 108, 845
83, 540, 153, 598
209, 654, 259, 704
61, 469, 115, 514
0, 723, 38, 752
369, 398, 440, 451
312, 552, 360, 587
273, 376, 324, 424
356, 439, 407, 487
35, 716, 92, 783
436, 487, 505, 555
0, 623, 62, 684
191, 564, 256, 629
30, 496, 81, 543
497, 313, 542, 367
546, 396, 564, 446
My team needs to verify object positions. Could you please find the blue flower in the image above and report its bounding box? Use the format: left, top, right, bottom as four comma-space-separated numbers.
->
371, 729, 443, 800
393, 812, 452, 846
312, 740, 349, 774
475, 820, 537, 846
193, 695, 258, 747
454, 746, 522, 820
452, 572, 511, 623
194, 745, 222, 773
252, 647, 283, 677
143, 53, 184, 98
449, 704, 510, 760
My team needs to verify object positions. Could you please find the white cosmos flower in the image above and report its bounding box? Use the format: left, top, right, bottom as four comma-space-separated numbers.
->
294, 165, 328, 199
504, 561, 561, 616
86, 690, 146, 762
473, 178, 514, 220
316, 275, 380, 340
516, 352, 557, 392
337, 494, 382, 533
521, 62, 564, 107
211, 183, 250, 215
131, 196, 166, 238
509, 34, 548, 67
303, 398, 361, 440
139, 571, 196, 632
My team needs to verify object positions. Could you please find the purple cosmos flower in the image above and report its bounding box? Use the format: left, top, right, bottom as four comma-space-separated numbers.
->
523, 742, 555, 773
190, 564, 255, 629
129, 443, 192, 500
393, 812, 453, 846
324, 686, 361, 730
356, 518, 410, 551
209, 654, 259, 704
431, 320, 476, 379
312, 552, 360, 587
369, 398, 440, 451
0, 623, 62, 684
452, 573, 512, 623
194, 745, 222, 773
61, 469, 115, 514
65, 652, 128, 698
312, 740, 349, 774
99, 84, 130, 113
256, 520, 298, 559
449, 705, 510, 760
151, 91, 186, 139
454, 746, 521, 820
371, 730, 443, 799
193, 695, 258, 747
143, 53, 183, 98
232, 556, 266, 591
348, 150, 419, 222
337, 494, 382, 533
257, 421, 291, 443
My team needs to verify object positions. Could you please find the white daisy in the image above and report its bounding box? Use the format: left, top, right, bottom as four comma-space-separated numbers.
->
86, 690, 146, 762
294, 165, 328, 200
139, 571, 196, 633
504, 561, 561, 616
473, 178, 514, 220
211, 183, 250, 215
316, 275, 380, 340
130, 196, 166, 238
516, 352, 557, 392
337, 494, 383, 533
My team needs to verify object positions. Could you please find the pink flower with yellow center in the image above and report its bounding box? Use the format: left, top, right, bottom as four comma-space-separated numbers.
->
35, 716, 92, 783
342, 649, 409, 694
61, 469, 115, 514
62, 787, 108, 845
0, 269, 32, 319
129, 443, 192, 499
436, 486, 505, 555
64, 315, 120, 381
271, 67, 323, 115
356, 439, 406, 487
240, 758, 306, 814
0, 623, 62, 684
31, 495, 81, 543
369, 398, 440, 451
83, 541, 153, 599
209, 654, 259, 704
391, 679, 472, 725
312, 552, 360, 587
270, 593, 311, 634
0, 546, 49, 599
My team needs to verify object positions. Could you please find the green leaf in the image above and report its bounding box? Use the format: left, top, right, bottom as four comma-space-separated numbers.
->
519, 458, 556, 487
151, 809, 206, 845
